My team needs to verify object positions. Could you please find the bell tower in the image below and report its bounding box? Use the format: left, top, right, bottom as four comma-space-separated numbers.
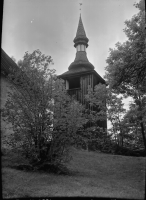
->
58, 14, 105, 97
58, 14, 107, 128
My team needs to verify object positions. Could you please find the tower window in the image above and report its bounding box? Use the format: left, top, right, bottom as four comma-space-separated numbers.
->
76, 45, 80, 51
81, 45, 84, 51
76, 45, 86, 52
69, 77, 80, 89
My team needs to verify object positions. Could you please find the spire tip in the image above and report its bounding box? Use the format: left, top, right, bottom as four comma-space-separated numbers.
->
79, 2, 82, 14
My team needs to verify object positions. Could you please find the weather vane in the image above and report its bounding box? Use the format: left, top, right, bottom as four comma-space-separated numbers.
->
79, 3, 82, 13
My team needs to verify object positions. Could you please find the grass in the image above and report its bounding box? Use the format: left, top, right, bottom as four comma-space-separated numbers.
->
2, 148, 145, 198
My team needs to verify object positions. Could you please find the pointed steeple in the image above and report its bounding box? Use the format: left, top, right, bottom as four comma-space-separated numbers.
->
58, 12, 105, 88
76, 14, 86, 36
73, 14, 89, 48
68, 15, 94, 71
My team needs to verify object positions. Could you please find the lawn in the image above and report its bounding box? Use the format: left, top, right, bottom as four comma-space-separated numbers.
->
2, 148, 145, 199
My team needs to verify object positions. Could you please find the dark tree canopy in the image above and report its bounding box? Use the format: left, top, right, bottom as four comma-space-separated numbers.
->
104, 0, 146, 151
105, 0, 146, 95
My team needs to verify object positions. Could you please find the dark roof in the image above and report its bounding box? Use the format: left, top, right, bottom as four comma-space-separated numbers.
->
68, 51, 94, 71
1, 48, 20, 75
58, 69, 105, 84
58, 67, 92, 77
1, 48, 31, 88
58, 15, 105, 84
75, 14, 87, 38
73, 15, 89, 48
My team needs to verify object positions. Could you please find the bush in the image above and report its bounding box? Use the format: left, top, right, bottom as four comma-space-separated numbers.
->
1, 50, 87, 171
81, 127, 146, 157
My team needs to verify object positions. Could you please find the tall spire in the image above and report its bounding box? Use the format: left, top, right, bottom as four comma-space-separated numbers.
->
73, 14, 89, 48
68, 15, 94, 71
76, 14, 86, 38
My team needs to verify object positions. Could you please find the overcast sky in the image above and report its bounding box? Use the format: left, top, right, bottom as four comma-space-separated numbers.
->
2, 0, 139, 78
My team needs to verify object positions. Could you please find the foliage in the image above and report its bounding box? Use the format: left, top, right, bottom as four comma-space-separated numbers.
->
107, 92, 126, 147
85, 82, 146, 156
85, 83, 126, 146
122, 103, 145, 149
104, 0, 146, 151
47, 79, 87, 165
85, 83, 107, 125
105, 0, 146, 92
86, 127, 111, 152
1, 49, 86, 169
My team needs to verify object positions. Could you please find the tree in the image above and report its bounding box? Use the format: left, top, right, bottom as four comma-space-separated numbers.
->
104, 0, 146, 150
107, 92, 126, 147
85, 83, 126, 147
122, 103, 145, 149
2, 49, 86, 169
49, 78, 86, 164
105, 0, 145, 91
85, 83, 107, 126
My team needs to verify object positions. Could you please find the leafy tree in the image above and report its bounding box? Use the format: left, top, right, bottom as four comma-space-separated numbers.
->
2, 49, 86, 169
104, 0, 146, 150
49, 79, 86, 164
105, 0, 145, 91
85, 83, 146, 156
85, 83, 107, 126
107, 92, 126, 147
85, 83, 126, 148
122, 103, 146, 149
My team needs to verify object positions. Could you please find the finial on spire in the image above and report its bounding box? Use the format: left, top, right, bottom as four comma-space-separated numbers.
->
79, 3, 82, 14
73, 9, 89, 48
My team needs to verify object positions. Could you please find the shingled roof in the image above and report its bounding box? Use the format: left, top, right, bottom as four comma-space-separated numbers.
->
68, 51, 94, 71
58, 68, 105, 84
73, 14, 89, 48
1, 48, 20, 76
75, 14, 87, 37
58, 67, 91, 77
1, 48, 32, 88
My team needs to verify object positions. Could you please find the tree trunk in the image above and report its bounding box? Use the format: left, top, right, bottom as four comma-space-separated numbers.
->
137, 97, 146, 154
119, 128, 123, 147
140, 120, 146, 153
119, 134, 123, 147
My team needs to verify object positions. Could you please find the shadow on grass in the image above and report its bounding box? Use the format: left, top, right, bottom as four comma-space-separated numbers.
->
11, 163, 75, 176
2, 149, 78, 176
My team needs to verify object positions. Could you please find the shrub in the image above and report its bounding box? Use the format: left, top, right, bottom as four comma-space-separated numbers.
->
1, 50, 87, 170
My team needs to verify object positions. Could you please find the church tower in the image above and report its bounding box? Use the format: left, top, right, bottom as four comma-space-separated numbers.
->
58, 14, 107, 128
58, 14, 106, 105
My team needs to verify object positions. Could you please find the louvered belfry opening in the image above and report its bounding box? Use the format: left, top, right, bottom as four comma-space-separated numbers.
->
69, 77, 80, 89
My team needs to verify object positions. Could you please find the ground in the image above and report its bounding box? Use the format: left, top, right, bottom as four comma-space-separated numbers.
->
2, 148, 145, 198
